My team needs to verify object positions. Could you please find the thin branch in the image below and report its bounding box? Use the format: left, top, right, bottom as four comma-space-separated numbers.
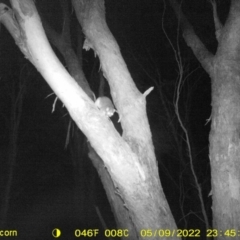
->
168, 0, 214, 74
174, 59, 210, 231
164, 0, 210, 230
209, 0, 222, 41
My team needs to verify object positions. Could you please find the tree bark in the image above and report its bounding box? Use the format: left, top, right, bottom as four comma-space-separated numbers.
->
0, 0, 178, 238
170, 0, 240, 233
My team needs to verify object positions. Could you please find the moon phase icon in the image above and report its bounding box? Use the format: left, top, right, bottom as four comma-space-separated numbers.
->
52, 228, 61, 238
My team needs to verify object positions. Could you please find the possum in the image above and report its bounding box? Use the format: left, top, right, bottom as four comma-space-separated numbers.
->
95, 96, 116, 117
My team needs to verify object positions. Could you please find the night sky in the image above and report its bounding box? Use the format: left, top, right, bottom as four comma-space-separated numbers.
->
0, 0, 230, 239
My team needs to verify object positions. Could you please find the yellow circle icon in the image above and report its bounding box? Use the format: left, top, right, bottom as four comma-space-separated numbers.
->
52, 228, 61, 238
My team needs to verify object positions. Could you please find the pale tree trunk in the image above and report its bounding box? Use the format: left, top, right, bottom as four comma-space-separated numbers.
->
170, 0, 240, 234
0, 0, 177, 239
40, 0, 95, 223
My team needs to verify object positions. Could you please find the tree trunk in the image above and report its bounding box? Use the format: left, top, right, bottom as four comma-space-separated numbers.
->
170, 0, 240, 234
0, 0, 178, 239
210, 53, 240, 230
